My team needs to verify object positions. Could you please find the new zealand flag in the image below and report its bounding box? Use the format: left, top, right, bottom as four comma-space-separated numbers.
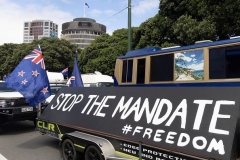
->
5, 45, 51, 107
69, 51, 83, 87
61, 68, 68, 76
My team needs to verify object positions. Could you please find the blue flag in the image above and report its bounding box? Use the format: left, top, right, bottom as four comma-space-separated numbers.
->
61, 68, 68, 76
70, 52, 83, 87
5, 46, 51, 107
85, 2, 90, 8
3, 75, 7, 81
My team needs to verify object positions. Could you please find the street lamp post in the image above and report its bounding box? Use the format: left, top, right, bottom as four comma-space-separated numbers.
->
128, 0, 132, 51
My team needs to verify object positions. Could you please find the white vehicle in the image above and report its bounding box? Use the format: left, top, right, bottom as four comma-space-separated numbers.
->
45, 71, 67, 103
47, 71, 66, 84
67, 71, 114, 87
0, 81, 37, 125
0, 72, 67, 125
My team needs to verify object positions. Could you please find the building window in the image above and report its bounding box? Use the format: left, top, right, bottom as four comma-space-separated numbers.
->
137, 58, 146, 84
24, 23, 29, 27
45, 22, 49, 26
209, 45, 240, 79
78, 22, 92, 27
150, 54, 174, 81
24, 28, 29, 30
121, 59, 133, 83
175, 50, 204, 81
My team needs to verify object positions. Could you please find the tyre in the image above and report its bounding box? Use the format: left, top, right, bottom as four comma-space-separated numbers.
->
62, 139, 78, 160
33, 119, 36, 127
84, 145, 104, 160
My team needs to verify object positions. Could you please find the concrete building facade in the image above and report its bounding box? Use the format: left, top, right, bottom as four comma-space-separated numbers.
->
23, 20, 58, 43
61, 18, 106, 49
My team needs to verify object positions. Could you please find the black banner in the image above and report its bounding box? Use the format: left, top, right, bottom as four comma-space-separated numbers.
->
40, 87, 240, 160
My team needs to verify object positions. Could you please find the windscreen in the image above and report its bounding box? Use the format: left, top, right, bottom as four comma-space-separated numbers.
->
97, 82, 113, 87
0, 82, 15, 92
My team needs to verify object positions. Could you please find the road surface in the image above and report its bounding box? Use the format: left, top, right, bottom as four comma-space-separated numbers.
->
0, 121, 65, 160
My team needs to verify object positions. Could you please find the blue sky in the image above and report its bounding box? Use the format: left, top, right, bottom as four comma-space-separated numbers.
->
0, 0, 159, 45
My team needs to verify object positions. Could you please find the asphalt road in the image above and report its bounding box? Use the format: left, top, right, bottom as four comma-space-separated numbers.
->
0, 121, 79, 160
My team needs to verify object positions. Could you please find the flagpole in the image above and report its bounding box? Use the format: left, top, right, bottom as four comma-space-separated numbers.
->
84, 1, 86, 17
76, 51, 78, 66
37, 44, 41, 119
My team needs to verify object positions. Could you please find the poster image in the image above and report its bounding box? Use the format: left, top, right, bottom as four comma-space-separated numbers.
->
175, 50, 204, 81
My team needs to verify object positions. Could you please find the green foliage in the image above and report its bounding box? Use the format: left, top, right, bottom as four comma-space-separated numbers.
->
0, 37, 78, 77
173, 15, 216, 45
79, 31, 127, 76
159, 0, 240, 42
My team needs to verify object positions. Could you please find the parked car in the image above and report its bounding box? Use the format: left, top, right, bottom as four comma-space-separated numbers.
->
0, 81, 67, 126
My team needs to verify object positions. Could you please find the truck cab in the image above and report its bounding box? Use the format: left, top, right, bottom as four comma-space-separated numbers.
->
0, 71, 66, 126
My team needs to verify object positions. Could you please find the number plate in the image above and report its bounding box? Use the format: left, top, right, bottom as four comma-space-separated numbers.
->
21, 107, 33, 112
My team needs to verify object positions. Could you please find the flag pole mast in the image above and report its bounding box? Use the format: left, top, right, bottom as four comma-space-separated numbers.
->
84, 1, 86, 17
37, 44, 42, 118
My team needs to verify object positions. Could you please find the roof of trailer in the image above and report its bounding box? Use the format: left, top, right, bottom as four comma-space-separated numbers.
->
118, 37, 240, 59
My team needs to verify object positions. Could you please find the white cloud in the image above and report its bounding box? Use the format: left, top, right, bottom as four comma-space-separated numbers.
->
175, 53, 192, 62
106, 29, 113, 35
132, 0, 159, 15
0, 0, 73, 45
104, 10, 115, 15
0, 0, 159, 45
89, 9, 102, 17
61, 0, 71, 4
188, 62, 204, 70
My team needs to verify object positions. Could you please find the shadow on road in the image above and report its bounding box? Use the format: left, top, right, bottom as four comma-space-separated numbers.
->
0, 121, 84, 159
17, 133, 63, 158
0, 121, 35, 135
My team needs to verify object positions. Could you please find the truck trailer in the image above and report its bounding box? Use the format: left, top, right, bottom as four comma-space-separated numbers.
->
37, 38, 240, 160
36, 86, 240, 160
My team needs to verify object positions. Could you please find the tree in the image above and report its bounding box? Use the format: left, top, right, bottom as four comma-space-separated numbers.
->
0, 37, 79, 77
0, 43, 19, 76
159, 0, 240, 43
135, 14, 180, 48
79, 30, 129, 76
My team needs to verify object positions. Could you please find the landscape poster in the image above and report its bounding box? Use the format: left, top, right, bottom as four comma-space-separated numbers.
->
175, 49, 204, 81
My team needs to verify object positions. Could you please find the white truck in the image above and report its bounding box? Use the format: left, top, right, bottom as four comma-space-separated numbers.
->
0, 71, 66, 125
66, 71, 114, 87
47, 71, 66, 84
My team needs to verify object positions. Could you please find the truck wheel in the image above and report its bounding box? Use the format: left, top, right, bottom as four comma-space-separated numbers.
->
84, 146, 104, 160
62, 139, 77, 160
33, 119, 36, 127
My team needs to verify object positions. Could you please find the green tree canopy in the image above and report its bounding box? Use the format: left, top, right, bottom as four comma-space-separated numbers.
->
0, 37, 79, 77
79, 30, 129, 76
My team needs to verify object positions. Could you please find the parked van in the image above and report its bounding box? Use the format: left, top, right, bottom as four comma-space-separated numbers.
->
47, 71, 66, 84
67, 71, 113, 87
